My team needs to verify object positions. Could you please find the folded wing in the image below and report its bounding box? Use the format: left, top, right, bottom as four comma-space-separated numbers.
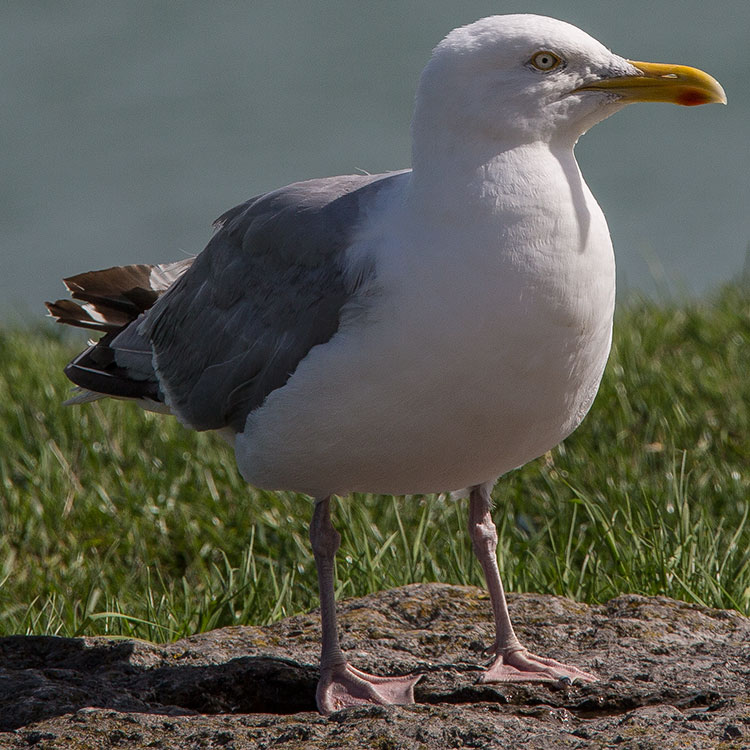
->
47, 172, 400, 432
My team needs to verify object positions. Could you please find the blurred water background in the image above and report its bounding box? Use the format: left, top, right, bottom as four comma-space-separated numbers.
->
3, 0, 748, 320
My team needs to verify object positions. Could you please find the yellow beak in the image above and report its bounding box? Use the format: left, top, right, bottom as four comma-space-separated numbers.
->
576, 60, 727, 106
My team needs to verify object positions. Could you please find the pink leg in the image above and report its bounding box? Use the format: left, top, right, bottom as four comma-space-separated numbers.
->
310, 496, 420, 714
469, 483, 597, 685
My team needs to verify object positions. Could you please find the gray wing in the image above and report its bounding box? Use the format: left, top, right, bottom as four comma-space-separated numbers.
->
135, 171, 402, 432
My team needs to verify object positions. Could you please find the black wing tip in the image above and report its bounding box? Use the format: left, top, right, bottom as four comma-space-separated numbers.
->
63, 356, 161, 401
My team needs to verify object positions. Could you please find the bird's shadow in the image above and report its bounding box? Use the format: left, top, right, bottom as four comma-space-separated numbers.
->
0, 635, 318, 731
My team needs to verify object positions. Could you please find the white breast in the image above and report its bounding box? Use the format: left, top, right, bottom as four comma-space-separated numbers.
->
235, 146, 615, 497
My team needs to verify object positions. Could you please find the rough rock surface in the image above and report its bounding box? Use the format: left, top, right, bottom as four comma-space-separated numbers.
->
1, 583, 748, 748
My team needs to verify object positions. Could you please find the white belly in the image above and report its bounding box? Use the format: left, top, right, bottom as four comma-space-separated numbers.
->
236, 315, 612, 496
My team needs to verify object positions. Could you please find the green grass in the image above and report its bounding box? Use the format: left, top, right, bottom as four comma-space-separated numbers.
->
1, 283, 749, 640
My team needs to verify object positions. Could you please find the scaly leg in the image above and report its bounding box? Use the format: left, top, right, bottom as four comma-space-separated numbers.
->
310, 496, 420, 713
468, 482, 597, 684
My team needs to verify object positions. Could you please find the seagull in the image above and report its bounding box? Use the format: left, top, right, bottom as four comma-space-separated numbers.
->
47, 14, 725, 714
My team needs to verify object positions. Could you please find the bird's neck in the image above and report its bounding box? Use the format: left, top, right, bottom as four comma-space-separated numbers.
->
408, 136, 579, 220
403, 134, 613, 300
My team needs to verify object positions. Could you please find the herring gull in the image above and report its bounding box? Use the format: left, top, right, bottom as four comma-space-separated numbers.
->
47, 14, 725, 714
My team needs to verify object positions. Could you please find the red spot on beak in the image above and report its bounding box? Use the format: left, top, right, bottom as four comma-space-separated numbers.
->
677, 88, 712, 106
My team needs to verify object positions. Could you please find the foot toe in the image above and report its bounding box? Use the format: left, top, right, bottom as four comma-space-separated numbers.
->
317, 663, 421, 714
479, 647, 597, 685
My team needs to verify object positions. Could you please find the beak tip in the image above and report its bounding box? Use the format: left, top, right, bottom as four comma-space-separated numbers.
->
678, 87, 727, 106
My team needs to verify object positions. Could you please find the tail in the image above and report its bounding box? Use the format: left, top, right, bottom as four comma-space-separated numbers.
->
46, 260, 193, 332
46, 259, 193, 404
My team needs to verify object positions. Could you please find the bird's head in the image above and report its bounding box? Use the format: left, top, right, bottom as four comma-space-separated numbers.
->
412, 14, 725, 153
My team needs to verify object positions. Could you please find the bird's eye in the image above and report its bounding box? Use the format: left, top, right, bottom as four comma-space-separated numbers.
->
529, 51, 562, 72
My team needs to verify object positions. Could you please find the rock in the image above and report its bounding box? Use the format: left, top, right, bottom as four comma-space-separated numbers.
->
0, 584, 749, 748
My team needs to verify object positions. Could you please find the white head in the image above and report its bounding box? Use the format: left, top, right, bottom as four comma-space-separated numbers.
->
411, 14, 725, 163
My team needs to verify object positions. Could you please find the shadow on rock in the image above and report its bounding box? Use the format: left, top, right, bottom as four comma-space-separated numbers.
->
0, 635, 316, 730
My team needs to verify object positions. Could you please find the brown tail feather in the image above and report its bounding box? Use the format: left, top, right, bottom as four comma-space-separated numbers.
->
44, 298, 130, 332
46, 259, 193, 331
